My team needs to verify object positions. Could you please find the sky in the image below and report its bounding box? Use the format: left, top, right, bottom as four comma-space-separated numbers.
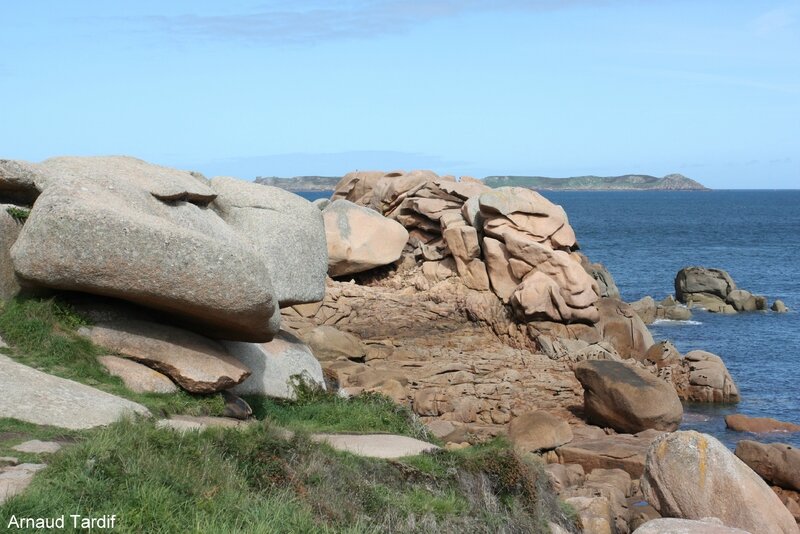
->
1, 1, 798, 188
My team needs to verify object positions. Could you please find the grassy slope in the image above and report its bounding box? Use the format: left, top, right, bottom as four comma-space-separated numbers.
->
0, 297, 576, 532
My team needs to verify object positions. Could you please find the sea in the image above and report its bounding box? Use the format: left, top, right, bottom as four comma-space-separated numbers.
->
301, 190, 800, 449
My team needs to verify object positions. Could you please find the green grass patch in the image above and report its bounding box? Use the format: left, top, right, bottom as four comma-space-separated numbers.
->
0, 418, 575, 533
245, 384, 431, 441
0, 297, 224, 418
5, 206, 30, 223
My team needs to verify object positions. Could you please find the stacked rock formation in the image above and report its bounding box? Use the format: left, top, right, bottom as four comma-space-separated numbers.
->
329, 170, 600, 325
675, 266, 768, 313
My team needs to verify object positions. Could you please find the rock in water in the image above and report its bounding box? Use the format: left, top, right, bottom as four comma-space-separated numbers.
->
79, 320, 250, 394
676, 350, 740, 403
507, 411, 573, 452
641, 431, 799, 534
725, 414, 800, 433
323, 199, 409, 277
11, 157, 279, 341
772, 300, 789, 313
574, 360, 683, 433
209, 177, 327, 307
735, 440, 800, 491
223, 331, 325, 399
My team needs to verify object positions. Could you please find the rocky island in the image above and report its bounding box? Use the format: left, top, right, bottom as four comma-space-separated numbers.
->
0, 159, 796, 533
484, 173, 709, 191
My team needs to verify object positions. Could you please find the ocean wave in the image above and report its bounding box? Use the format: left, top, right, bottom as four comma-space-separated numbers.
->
652, 319, 703, 326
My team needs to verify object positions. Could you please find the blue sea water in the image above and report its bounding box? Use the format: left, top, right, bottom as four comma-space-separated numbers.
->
301, 189, 800, 448
541, 190, 800, 449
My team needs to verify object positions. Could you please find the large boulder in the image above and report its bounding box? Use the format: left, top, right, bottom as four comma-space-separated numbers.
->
507, 411, 573, 452
11, 157, 280, 341
323, 199, 409, 277
79, 320, 250, 393
735, 440, 800, 491
675, 267, 765, 313
223, 331, 325, 399
331, 170, 386, 206
210, 177, 327, 307
641, 431, 799, 534
675, 350, 740, 403
574, 360, 683, 433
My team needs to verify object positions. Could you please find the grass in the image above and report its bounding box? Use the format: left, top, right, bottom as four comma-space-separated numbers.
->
4, 206, 30, 223
0, 297, 224, 418
0, 418, 576, 533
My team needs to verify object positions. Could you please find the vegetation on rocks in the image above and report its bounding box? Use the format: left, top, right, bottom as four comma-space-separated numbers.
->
4, 206, 30, 223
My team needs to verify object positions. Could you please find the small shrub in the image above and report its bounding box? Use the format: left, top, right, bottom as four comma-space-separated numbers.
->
5, 206, 30, 222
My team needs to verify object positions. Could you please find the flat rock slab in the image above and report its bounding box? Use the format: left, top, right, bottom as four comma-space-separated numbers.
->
156, 415, 254, 433
0, 355, 150, 430
0, 463, 46, 504
311, 434, 439, 459
556, 431, 664, 478
12, 440, 62, 454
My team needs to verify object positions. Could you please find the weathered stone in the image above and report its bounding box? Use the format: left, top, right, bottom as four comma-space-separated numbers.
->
11, 174, 278, 341
0, 159, 46, 204
641, 431, 798, 534
98, 355, 178, 394
675, 266, 736, 302
223, 331, 325, 399
80, 320, 250, 393
644, 341, 681, 367
544, 463, 585, 493
331, 170, 386, 205
556, 430, 663, 478
0, 354, 149, 430
443, 225, 481, 259
575, 360, 683, 433
0, 463, 47, 505
564, 496, 613, 534
323, 200, 409, 277
156, 415, 253, 433
726, 289, 761, 312
453, 257, 491, 291
304, 325, 366, 361
633, 518, 752, 533
310, 434, 439, 459
735, 440, 800, 491
482, 237, 519, 301
12, 440, 62, 454
725, 414, 800, 433
630, 296, 657, 324
678, 350, 740, 403
507, 411, 573, 452
210, 177, 327, 307
595, 298, 655, 360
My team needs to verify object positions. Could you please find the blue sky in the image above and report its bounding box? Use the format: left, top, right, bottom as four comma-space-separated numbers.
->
1, 1, 798, 188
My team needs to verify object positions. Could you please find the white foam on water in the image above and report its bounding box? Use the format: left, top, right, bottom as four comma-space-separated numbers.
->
652, 319, 703, 326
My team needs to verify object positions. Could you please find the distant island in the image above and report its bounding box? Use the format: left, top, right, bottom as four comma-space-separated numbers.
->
255, 173, 709, 192
254, 176, 340, 192
483, 173, 709, 191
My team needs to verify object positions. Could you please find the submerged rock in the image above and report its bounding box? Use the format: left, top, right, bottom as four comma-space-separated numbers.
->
725, 414, 800, 434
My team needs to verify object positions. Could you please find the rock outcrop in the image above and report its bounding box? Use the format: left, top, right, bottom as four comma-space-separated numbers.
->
672, 350, 740, 403
323, 199, 409, 277
675, 267, 766, 313
574, 360, 683, 433
507, 411, 573, 452
641, 431, 799, 534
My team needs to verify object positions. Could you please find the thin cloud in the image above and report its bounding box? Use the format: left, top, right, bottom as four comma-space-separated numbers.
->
753, 6, 797, 36
141, 0, 609, 45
